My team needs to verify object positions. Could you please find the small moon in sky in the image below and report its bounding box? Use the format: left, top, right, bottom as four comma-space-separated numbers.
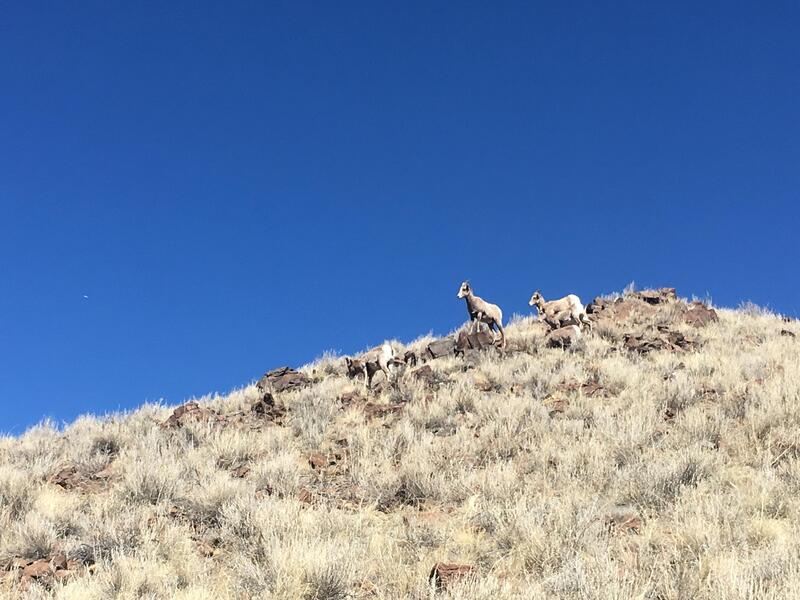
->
83, 295, 89, 299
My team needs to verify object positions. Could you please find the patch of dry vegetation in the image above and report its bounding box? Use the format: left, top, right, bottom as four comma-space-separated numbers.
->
1, 290, 799, 599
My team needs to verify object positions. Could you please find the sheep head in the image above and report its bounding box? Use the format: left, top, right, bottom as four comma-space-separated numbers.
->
457, 281, 471, 298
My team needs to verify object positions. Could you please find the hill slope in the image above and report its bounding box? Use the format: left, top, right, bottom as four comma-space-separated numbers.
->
1, 289, 799, 599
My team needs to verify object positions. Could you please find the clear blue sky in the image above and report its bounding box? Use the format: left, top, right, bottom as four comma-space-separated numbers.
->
1, 1, 797, 434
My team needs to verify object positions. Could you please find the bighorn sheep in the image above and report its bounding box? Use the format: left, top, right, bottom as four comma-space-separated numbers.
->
529, 291, 592, 331
345, 343, 402, 390
457, 281, 506, 348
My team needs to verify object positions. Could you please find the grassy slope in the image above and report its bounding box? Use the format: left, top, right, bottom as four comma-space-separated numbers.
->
1, 293, 799, 600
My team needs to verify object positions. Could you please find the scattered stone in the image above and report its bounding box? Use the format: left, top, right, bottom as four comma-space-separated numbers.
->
196, 540, 216, 558
429, 563, 475, 590
623, 327, 696, 354
681, 302, 719, 327
53, 569, 75, 582
426, 338, 455, 360
781, 329, 796, 338
257, 366, 310, 394
581, 381, 606, 398
472, 371, 495, 392
546, 325, 581, 348
231, 465, 250, 478
250, 392, 286, 422
411, 364, 438, 386
363, 402, 404, 420
308, 453, 328, 471
544, 396, 569, 417
606, 510, 643, 534
49, 553, 67, 571
162, 402, 225, 428
48, 464, 112, 493
455, 330, 496, 355
634, 288, 677, 304
22, 559, 50, 579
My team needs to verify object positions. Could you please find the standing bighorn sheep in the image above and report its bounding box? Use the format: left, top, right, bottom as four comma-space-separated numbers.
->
457, 281, 506, 348
529, 291, 592, 331
345, 343, 402, 390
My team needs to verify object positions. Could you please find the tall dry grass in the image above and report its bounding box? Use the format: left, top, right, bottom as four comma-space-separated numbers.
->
1, 293, 799, 599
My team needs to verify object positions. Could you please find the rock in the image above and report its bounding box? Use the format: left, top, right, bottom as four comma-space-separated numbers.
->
162, 402, 224, 428
257, 366, 310, 394
681, 302, 719, 327
50, 466, 83, 490
634, 288, 677, 304
363, 402, 403, 419
546, 325, 581, 348
781, 329, 796, 338
586, 297, 610, 314
403, 350, 418, 367
250, 392, 286, 422
411, 364, 441, 387
581, 382, 606, 398
53, 569, 74, 582
455, 330, 496, 355
50, 553, 67, 571
426, 338, 454, 360
22, 559, 50, 579
297, 488, 314, 504
472, 372, 494, 392
308, 453, 328, 471
429, 563, 474, 590
606, 509, 643, 534
231, 465, 250, 478
544, 396, 569, 416
196, 540, 216, 558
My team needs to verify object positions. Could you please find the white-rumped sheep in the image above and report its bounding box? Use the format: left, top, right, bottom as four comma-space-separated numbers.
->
457, 281, 506, 348
529, 290, 592, 331
345, 343, 400, 390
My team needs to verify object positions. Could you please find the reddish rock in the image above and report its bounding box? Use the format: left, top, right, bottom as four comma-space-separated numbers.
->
298, 488, 314, 504
363, 402, 403, 419
308, 453, 328, 471
231, 465, 250, 478
544, 396, 569, 416
250, 392, 286, 422
257, 366, 310, 394
53, 569, 74, 582
606, 511, 643, 534
50, 552, 67, 571
22, 559, 50, 579
634, 288, 677, 304
162, 402, 224, 428
429, 563, 474, 590
681, 303, 719, 327
411, 364, 438, 386
546, 325, 581, 348
426, 338, 455, 360
581, 382, 606, 398
455, 330, 496, 355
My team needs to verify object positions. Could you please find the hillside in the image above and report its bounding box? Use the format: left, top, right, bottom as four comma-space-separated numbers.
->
1, 288, 799, 599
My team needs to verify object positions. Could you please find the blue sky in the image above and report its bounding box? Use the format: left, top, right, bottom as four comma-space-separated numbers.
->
1, 1, 797, 434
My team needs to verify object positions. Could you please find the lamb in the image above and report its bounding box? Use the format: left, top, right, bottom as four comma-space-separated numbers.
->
345, 343, 401, 390
529, 290, 592, 331
457, 281, 506, 348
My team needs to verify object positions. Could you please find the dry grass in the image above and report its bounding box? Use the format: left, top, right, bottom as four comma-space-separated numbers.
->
1, 292, 799, 599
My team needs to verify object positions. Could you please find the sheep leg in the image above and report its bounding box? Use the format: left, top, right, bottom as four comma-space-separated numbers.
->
497, 322, 506, 349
